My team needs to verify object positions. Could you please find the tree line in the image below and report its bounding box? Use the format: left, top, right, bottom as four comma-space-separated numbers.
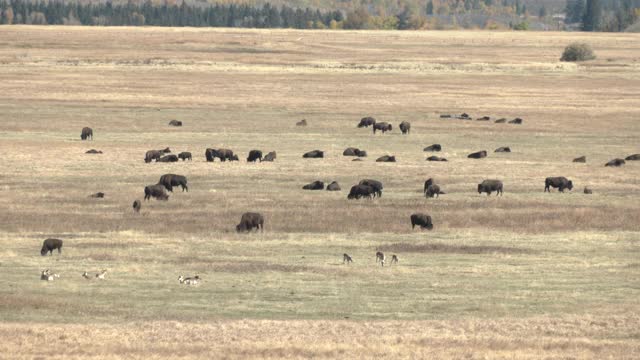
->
565, 0, 639, 31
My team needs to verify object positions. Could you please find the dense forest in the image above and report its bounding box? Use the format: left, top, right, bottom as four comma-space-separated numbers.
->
0, 0, 638, 31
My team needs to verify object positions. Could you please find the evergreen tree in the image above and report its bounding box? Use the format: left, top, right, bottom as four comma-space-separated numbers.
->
426, 0, 434, 15
582, 0, 602, 30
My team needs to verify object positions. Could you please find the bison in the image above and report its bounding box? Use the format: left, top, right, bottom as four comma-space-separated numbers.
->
625, 154, 640, 161
573, 156, 586, 163
373, 122, 392, 134
247, 150, 263, 162
145, 150, 163, 163
89, 192, 105, 198
343, 147, 362, 156
426, 156, 447, 162
376, 155, 396, 162
41, 238, 63, 256
236, 212, 264, 232
159, 174, 188, 192
584, 187, 593, 194
423, 144, 442, 152
263, 151, 276, 162
494, 118, 507, 123
495, 147, 511, 153
303, 150, 324, 158
303, 181, 325, 190
144, 184, 169, 201
80, 127, 93, 140
476, 116, 490, 121
423, 178, 435, 194
357, 117, 376, 128
457, 113, 471, 120
296, 119, 308, 126
399, 121, 411, 134
508, 118, 523, 124
359, 179, 383, 197
467, 150, 487, 159
168, 120, 182, 127
133, 199, 141, 213
326, 181, 341, 191
206, 148, 235, 162
544, 177, 573, 193
425, 184, 442, 198
347, 184, 375, 200
410, 214, 433, 230
158, 154, 178, 162
178, 152, 192, 161
85, 149, 102, 154
605, 158, 625, 167
478, 179, 503, 196
440, 114, 452, 118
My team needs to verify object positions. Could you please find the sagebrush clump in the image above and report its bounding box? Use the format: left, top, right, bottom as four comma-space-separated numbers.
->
560, 43, 596, 62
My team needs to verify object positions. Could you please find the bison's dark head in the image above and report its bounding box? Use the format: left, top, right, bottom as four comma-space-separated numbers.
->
426, 223, 434, 230
41, 247, 48, 256
568, 181, 573, 190
477, 184, 482, 193
236, 223, 246, 232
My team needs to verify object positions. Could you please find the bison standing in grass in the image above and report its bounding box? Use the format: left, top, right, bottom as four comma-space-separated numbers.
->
478, 180, 503, 196
178, 152, 192, 161
544, 177, 573, 193
145, 150, 163, 163
80, 127, 93, 140
247, 150, 263, 162
236, 212, 264, 232
373, 122, 392, 134
359, 179, 383, 197
262, 151, 277, 162
159, 174, 188, 192
41, 238, 63, 256
399, 121, 411, 134
357, 117, 376, 128
347, 184, 375, 200
144, 184, 169, 201
410, 214, 433, 230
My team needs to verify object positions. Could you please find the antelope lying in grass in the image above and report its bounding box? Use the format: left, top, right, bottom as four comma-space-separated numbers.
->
178, 275, 200, 285
40, 269, 60, 281
376, 251, 385, 266
95, 269, 107, 280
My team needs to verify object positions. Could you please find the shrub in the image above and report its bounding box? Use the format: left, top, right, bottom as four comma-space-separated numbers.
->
561, 43, 596, 62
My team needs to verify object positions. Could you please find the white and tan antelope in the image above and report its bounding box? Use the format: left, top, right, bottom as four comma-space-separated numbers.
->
178, 275, 200, 285
95, 269, 107, 279
376, 251, 385, 266
40, 269, 60, 281
82, 271, 91, 279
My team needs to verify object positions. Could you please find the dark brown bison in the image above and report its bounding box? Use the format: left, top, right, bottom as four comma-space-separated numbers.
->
89, 192, 105, 198
545, 177, 573, 192
347, 184, 375, 199
468, 150, 487, 159
178, 152, 192, 161
326, 181, 341, 191
263, 151, 276, 162
605, 158, 625, 167
158, 154, 179, 162
144, 184, 169, 201
247, 150, 263, 162
476, 116, 490, 121
373, 122, 392, 134
85, 149, 102, 154
495, 147, 511, 153
359, 179, 383, 197
303, 181, 324, 190
426, 156, 447, 162
236, 212, 264, 232
296, 119, 307, 126
425, 184, 442, 198
80, 127, 93, 140
145, 150, 163, 163
573, 156, 586, 163
357, 117, 376, 128
494, 118, 507, 123
625, 154, 640, 161
399, 121, 411, 134
458, 113, 471, 120
343, 147, 363, 156
133, 199, 141, 213
376, 155, 396, 162
423, 144, 442, 152
584, 187, 593, 194
424, 178, 435, 194
168, 120, 182, 127
410, 213, 433, 230
478, 180, 503, 196
440, 114, 452, 118
303, 150, 324, 158
206, 148, 235, 162
41, 238, 63, 256
508, 118, 523, 124
230, 154, 239, 161
159, 174, 188, 192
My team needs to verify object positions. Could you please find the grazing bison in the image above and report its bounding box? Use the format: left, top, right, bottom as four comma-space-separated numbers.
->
357, 117, 376, 128
247, 150, 263, 162
133, 199, 141, 213
605, 158, 625, 167
423, 144, 442, 152
347, 184, 375, 200
168, 120, 182, 127
145, 150, 163, 163
625, 154, 640, 161
236, 212, 264, 232
178, 152, 192, 161
159, 174, 188, 192
359, 179, 383, 197
144, 184, 169, 201
478, 179, 503, 196
373, 122, 392, 134
544, 177, 573, 193
467, 150, 487, 159
303, 181, 325, 190
85, 149, 102, 154
584, 187, 593, 194
263, 151, 276, 162
399, 121, 411, 134
494, 118, 507, 123
508, 118, 523, 124
410, 214, 433, 230
326, 181, 341, 191
495, 147, 511, 153
230, 154, 239, 161
89, 192, 105, 198
376, 155, 396, 162
425, 184, 442, 198
426, 156, 447, 162
206, 148, 235, 162
41, 238, 63, 256
476, 116, 490, 121
158, 155, 179, 162
296, 119, 307, 126
573, 156, 586, 163
303, 150, 324, 158
80, 127, 93, 140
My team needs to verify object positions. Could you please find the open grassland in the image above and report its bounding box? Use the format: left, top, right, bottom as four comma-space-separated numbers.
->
0, 26, 639, 358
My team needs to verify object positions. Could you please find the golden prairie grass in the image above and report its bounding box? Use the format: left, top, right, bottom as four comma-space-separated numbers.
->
0, 26, 639, 358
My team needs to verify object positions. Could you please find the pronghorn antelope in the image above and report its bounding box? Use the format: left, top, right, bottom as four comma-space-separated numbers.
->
40, 269, 60, 281
343, 253, 353, 264
95, 269, 107, 279
376, 251, 385, 266
178, 275, 200, 285
390, 255, 399, 264
82, 271, 91, 280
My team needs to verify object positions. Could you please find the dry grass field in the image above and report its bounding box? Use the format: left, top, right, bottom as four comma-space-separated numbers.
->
0, 26, 639, 358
